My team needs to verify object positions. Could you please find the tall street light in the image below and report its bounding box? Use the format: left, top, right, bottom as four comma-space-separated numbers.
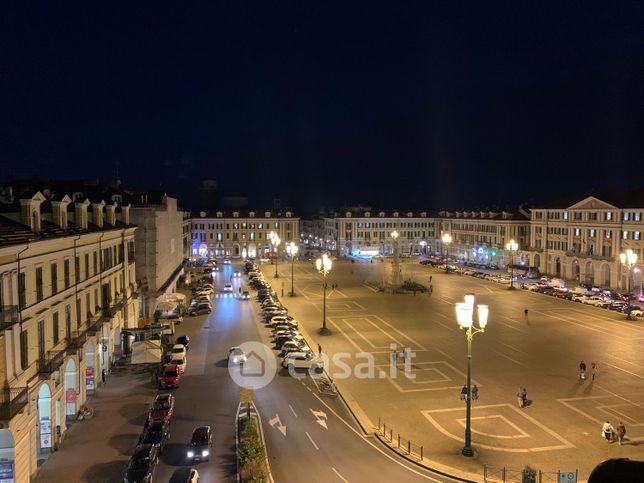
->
391, 230, 401, 291
505, 239, 518, 290
455, 294, 489, 457
269, 231, 281, 278
286, 242, 298, 297
620, 249, 638, 321
316, 254, 332, 335
441, 233, 452, 273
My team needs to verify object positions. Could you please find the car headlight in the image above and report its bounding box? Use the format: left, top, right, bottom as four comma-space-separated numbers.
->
232, 357, 238, 363
187, 451, 194, 458
202, 449, 209, 457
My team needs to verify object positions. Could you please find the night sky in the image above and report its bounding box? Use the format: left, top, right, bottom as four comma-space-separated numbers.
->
2, 2, 644, 212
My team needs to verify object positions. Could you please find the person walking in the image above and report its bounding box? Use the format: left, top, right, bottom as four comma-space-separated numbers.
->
591, 362, 597, 381
429, 284, 433, 295
617, 422, 626, 445
391, 350, 398, 367
516, 388, 524, 408
472, 385, 479, 400
521, 388, 528, 407
602, 421, 614, 442
429, 275, 433, 283
460, 385, 467, 401
579, 360, 587, 380
524, 308, 529, 321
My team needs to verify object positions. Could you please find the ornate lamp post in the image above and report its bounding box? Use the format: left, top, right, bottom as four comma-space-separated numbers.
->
441, 233, 452, 273
391, 230, 401, 290
505, 239, 518, 289
620, 249, 638, 320
286, 242, 298, 297
316, 254, 332, 335
269, 231, 281, 278
455, 294, 488, 457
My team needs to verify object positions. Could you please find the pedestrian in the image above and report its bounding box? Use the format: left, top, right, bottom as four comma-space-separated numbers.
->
602, 421, 614, 442
516, 388, 524, 408
521, 388, 528, 407
472, 385, 479, 400
318, 343, 322, 356
101, 369, 106, 384
460, 385, 467, 401
591, 362, 597, 381
617, 422, 626, 445
430, 275, 433, 283
238, 287, 242, 294
579, 360, 587, 380
430, 284, 433, 294
391, 350, 398, 367
524, 308, 529, 321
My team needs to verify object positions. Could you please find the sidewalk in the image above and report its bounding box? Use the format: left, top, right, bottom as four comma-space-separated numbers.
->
35, 360, 157, 483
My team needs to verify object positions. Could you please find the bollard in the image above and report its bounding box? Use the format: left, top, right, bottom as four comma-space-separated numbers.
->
407, 440, 411, 454
420, 446, 423, 460
383, 423, 386, 436
389, 429, 393, 442
397, 434, 400, 448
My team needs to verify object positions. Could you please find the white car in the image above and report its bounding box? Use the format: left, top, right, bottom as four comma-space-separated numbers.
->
630, 309, 644, 317
571, 294, 587, 302
233, 271, 241, 278
280, 341, 310, 356
170, 356, 187, 373
228, 347, 247, 364
223, 259, 231, 264
170, 344, 187, 359
282, 352, 324, 371
223, 283, 233, 292
195, 288, 214, 296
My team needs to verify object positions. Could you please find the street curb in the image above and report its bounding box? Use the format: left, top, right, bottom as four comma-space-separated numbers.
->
236, 402, 275, 483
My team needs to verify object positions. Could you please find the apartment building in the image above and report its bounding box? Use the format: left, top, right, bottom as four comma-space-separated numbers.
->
190, 210, 299, 259
0, 190, 137, 482
434, 208, 531, 267
529, 194, 644, 290
324, 210, 436, 256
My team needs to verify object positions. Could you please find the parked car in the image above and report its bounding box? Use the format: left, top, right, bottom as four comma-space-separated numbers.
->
147, 394, 175, 424
170, 468, 200, 483
274, 334, 304, 348
279, 340, 310, 357
123, 443, 159, 483
228, 347, 247, 364
170, 355, 187, 373
187, 426, 212, 461
159, 364, 182, 389
139, 419, 171, 451
170, 344, 187, 359
176, 335, 190, 349
187, 303, 212, 316
282, 352, 324, 372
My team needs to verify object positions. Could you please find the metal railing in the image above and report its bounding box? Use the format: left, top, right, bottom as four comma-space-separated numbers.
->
377, 417, 424, 461
0, 306, 19, 331
484, 465, 577, 482
0, 387, 28, 419
38, 350, 66, 375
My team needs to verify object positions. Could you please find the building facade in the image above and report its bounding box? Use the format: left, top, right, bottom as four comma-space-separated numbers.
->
434, 208, 531, 268
0, 190, 137, 483
190, 210, 299, 259
129, 193, 186, 320
528, 195, 644, 290
324, 210, 436, 256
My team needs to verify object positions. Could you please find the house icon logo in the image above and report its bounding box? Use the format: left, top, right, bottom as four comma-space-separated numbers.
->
228, 341, 277, 389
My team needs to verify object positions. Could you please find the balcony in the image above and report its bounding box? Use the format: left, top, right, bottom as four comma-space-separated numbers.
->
0, 306, 19, 331
0, 387, 28, 420
66, 332, 88, 354
86, 317, 105, 336
38, 350, 66, 376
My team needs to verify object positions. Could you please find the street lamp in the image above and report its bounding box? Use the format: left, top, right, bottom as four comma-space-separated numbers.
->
455, 294, 488, 457
620, 249, 638, 320
286, 242, 299, 296
316, 254, 333, 335
441, 233, 452, 273
269, 231, 281, 278
505, 239, 518, 289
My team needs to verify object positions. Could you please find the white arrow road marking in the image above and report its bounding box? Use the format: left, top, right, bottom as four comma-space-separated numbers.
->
305, 431, 319, 450
310, 409, 328, 429
269, 414, 287, 437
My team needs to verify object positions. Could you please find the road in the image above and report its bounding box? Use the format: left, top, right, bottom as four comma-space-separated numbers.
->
155, 261, 460, 482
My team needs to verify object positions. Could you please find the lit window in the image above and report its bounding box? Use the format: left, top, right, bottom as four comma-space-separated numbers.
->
624, 213, 630, 221
563, 211, 568, 220
623, 231, 628, 240
635, 232, 641, 241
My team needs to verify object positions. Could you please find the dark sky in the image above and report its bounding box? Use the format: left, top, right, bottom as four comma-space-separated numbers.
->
2, 2, 644, 212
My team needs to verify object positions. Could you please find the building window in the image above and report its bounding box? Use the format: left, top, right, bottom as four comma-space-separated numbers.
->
84, 254, 89, 279
563, 211, 569, 220
604, 230, 611, 239
53, 312, 59, 345
624, 213, 630, 221
635, 232, 641, 241
75, 256, 80, 283
64, 260, 70, 288
589, 229, 596, 237
623, 231, 628, 240
20, 330, 28, 370
36, 267, 43, 302
86, 293, 91, 318
51, 263, 58, 295
635, 213, 642, 222
76, 299, 82, 327
605, 212, 613, 221
93, 251, 98, 275
18, 272, 26, 308
65, 304, 72, 340
574, 228, 581, 236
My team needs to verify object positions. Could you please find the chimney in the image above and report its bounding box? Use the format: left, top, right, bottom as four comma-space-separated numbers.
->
92, 201, 105, 227
120, 204, 131, 225
106, 203, 117, 226
52, 195, 72, 229
19, 191, 46, 232
74, 200, 90, 229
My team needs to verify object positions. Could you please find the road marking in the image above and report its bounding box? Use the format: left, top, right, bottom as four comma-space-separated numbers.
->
268, 414, 287, 437
331, 466, 349, 482
305, 431, 319, 450
289, 404, 298, 418
311, 409, 329, 429
496, 341, 523, 353
601, 360, 644, 381
490, 349, 527, 367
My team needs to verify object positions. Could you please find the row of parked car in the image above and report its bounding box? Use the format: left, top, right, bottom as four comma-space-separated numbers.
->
187, 278, 215, 316
244, 261, 325, 373
523, 281, 644, 316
